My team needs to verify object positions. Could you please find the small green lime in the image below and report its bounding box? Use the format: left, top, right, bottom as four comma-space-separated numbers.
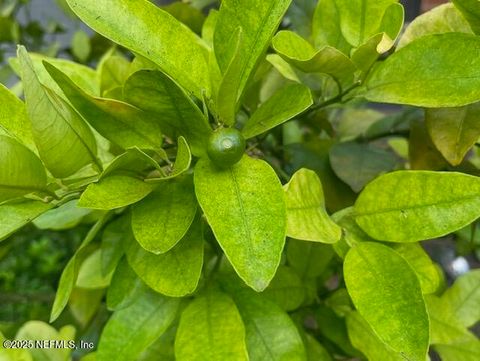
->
207, 127, 246, 168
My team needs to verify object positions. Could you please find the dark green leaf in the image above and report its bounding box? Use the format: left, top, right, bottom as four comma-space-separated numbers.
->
329, 142, 398, 192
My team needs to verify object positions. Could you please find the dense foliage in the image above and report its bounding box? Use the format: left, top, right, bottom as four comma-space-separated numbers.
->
1, 0, 480, 360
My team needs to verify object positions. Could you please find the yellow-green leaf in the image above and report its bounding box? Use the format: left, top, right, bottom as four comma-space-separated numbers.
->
132, 176, 197, 254
284, 168, 341, 243
344, 242, 429, 361
65, 0, 210, 98
365, 33, 480, 107
194, 156, 286, 291
0, 135, 47, 203
355, 171, 480, 242
175, 290, 249, 361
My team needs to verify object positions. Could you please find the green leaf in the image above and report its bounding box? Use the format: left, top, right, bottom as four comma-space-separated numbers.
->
106, 257, 146, 311
45, 62, 163, 151
364, 33, 480, 107
391, 243, 440, 294
101, 147, 162, 179
97, 288, 179, 361
312, 0, 351, 54
76, 249, 114, 288
69, 287, 104, 328
286, 240, 334, 279
354, 171, 480, 242
100, 217, 128, 276
50, 214, 111, 322
435, 336, 480, 361
350, 33, 393, 74
409, 118, 448, 171
304, 334, 332, 361
163, 2, 205, 34
132, 176, 197, 254
285, 141, 356, 212
344, 242, 429, 361
72, 30, 91, 62
145, 137, 192, 182
453, 0, 480, 34
315, 305, 360, 356
0, 200, 53, 242
332, 206, 374, 246
425, 295, 474, 345
398, 3, 472, 49
425, 103, 480, 166
441, 269, 480, 328
242, 84, 313, 139
232, 289, 307, 361
284, 168, 341, 243
98, 55, 130, 96
0, 135, 47, 203
175, 290, 249, 361
346, 312, 405, 361
10, 52, 100, 97
124, 70, 211, 157
34, 200, 91, 231
18, 47, 99, 178
379, 3, 404, 41
0, 83, 35, 150
262, 265, 305, 311
335, 0, 397, 46
215, 27, 244, 126
194, 156, 286, 291
272, 30, 356, 86
65, 0, 210, 99
79, 175, 153, 210
329, 142, 399, 192
214, 0, 291, 102
126, 218, 204, 297
351, 3, 404, 73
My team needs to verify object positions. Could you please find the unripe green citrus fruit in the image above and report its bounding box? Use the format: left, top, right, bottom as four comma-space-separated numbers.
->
207, 127, 246, 168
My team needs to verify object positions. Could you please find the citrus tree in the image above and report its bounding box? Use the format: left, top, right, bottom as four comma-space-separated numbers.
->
1, 0, 480, 360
